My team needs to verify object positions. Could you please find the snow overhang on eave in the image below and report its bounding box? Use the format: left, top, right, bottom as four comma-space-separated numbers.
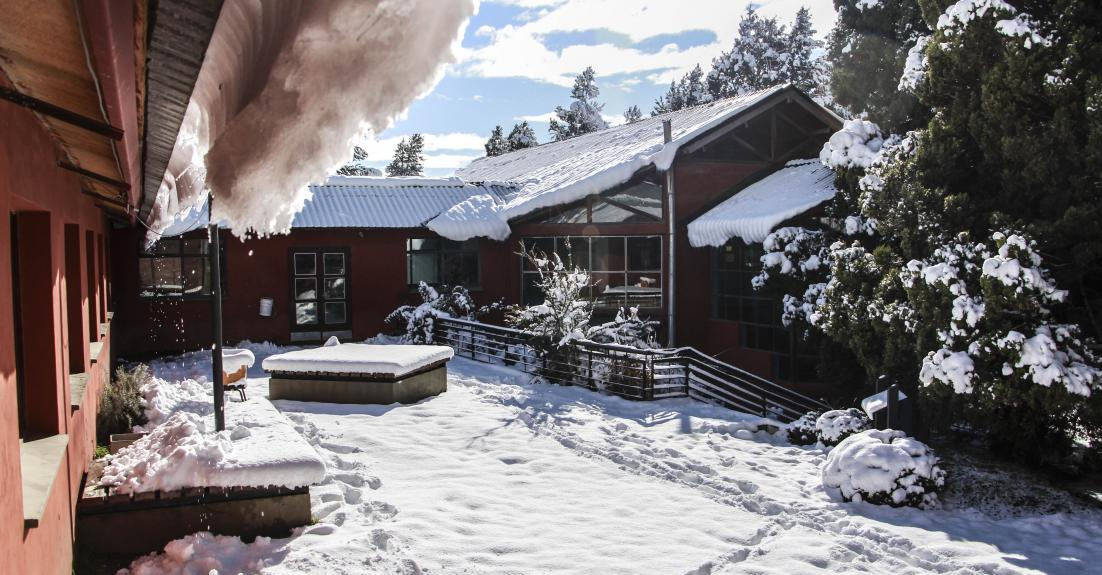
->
138, 0, 225, 222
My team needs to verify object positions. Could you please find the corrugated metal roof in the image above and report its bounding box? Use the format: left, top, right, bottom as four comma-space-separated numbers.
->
292, 177, 513, 229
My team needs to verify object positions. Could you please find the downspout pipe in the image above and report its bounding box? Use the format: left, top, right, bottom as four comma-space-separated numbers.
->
663, 119, 676, 347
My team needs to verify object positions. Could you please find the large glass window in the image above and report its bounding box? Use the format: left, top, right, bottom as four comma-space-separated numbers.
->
535, 178, 663, 224
138, 237, 225, 298
521, 236, 662, 310
406, 238, 479, 288
714, 240, 818, 382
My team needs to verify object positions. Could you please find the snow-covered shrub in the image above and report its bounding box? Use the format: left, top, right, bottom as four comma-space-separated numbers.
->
385, 282, 501, 344
786, 410, 822, 446
98, 364, 151, 444
584, 307, 659, 349
815, 408, 872, 446
821, 429, 946, 509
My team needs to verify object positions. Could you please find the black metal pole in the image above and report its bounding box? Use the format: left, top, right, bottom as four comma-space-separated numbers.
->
209, 220, 226, 432
886, 384, 898, 430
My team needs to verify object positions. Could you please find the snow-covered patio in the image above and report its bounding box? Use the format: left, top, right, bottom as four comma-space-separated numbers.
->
120, 345, 1102, 574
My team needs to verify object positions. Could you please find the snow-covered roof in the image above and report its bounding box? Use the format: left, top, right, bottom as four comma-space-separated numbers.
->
430, 85, 795, 241
292, 177, 513, 229
687, 159, 836, 247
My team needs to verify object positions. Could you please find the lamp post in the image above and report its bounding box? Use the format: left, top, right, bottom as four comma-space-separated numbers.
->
209, 197, 225, 431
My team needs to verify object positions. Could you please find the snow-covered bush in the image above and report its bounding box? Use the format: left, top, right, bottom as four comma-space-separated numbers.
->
815, 408, 872, 446
786, 410, 821, 446
386, 282, 500, 344
584, 307, 659, 350
821, 429, 945, 509
506, 243, 593, 353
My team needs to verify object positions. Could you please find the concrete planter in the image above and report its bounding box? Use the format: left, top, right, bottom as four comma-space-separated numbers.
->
77, 485, 312, 556
108, 432, 148, 454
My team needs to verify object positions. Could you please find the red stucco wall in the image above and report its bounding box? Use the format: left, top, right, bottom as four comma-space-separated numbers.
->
1, 84, 113, 573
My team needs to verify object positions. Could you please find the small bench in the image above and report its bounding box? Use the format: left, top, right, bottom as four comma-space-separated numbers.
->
263, 343, 453, 404
222, 348, 256, 402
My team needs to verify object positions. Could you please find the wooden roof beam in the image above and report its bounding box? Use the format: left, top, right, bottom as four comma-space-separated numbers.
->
0, 86, 123, 140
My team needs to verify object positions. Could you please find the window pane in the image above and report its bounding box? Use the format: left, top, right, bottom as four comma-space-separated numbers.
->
139, 259, 155, 296
522, 238, 556, 269
323, 253, 345, 275
444, 238, 479, 253
182, 239, 208, 255
558, 237, 589, 269
324, 277, 346, 299
324, 302, 347, 324
591, 237, 625, 271
409, 238, 439, 251
522, 273, 543, 306
295, 302, 318, 325
153, 238, 180, 255
626, 273, 662, 308
409, 253, 438, 285
295, 278, 317, 301
606, 180, 663, 219
294, 253, 316, 276
540, 202, 588, 224
627, 236, 661, 271
592, 272, 626, 310
182, 257, 210, 294
589, 201, 639, 223
153, 257, 182, 293
441, 252, 478, 287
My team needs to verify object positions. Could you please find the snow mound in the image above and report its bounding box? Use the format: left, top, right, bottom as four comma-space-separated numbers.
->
815, 408, 871, 446
785, 410, 821, 446
119, 531, 280, 575
819, 119, 884, 169
821, 429, 945, 509
102, 412, 232, 494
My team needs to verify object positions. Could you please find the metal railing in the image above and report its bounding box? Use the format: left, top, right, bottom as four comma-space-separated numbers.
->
433, 316, 830, 422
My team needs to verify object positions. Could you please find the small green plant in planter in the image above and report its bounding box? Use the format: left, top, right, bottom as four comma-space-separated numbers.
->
96, 364, 150, 444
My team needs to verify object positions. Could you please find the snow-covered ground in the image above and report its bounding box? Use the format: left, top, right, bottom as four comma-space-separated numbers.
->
120, 345, 1102, 574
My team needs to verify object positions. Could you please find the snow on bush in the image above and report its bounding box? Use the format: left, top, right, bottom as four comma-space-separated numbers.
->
821, 429, 946, 509
936, 0, 1050, 48
786, 410, 821, 446
819, 119, 884, 169
584, 307, 659, 350
815, 408, 872, 446
506, 243, 593, 351
386, 282, 500, 344
898, 36, 930, 92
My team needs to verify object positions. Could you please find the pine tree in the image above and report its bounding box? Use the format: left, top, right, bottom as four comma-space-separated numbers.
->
652, 65, 710, 114
385, 133, 424, 176
484, 125, 508, 157
825, 0, 931, 132
707, 6, 789, 99
623, 105, 643, 124
785, 7, 820, 94
336, 146, 381, 176
507, 122, 538, 151
760, 0, 1102, 465
549, 67, 609, 141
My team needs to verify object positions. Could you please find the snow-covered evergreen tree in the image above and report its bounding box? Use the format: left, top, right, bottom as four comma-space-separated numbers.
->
707, 7, 789, 99
385, 134, 424, 176
549, 67, 609, 141
484, 126, 508, 157
623, 105, 643, 124
785, 7, 821, 94
756, 0, 1102, 465
652, 64, 710, 115
507, 121, 538, 151
336, 146, 381, 176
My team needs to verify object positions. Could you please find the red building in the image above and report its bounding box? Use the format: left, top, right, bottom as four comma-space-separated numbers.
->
112, 85, 841, 393
1, 1, 220, 571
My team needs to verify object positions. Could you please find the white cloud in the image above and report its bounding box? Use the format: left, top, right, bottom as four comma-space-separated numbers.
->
475, 25, 495, 36
457, 0, 837, 87
514, 111, 557, 124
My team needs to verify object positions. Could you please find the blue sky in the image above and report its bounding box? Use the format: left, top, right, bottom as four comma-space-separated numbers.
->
356, 0, 837, 177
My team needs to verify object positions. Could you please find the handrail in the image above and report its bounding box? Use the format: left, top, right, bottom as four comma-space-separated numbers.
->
432, 316, 830, 421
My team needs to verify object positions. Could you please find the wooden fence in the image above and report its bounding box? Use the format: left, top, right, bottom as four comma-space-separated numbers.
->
433, 317, 829, 422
